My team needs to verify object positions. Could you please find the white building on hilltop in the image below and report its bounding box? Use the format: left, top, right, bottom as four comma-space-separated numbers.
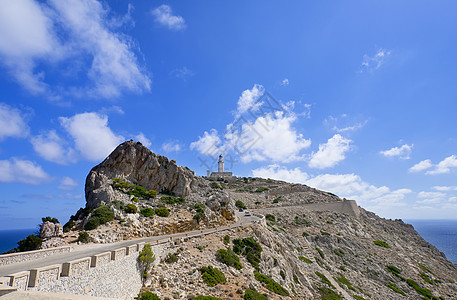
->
208, 155, 233, 179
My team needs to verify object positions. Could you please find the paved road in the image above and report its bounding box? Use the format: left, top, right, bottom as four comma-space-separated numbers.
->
0, 212, 261, 277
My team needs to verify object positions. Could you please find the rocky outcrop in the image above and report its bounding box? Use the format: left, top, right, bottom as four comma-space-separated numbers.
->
40, 221, 63, 239
85, 140, 199, 209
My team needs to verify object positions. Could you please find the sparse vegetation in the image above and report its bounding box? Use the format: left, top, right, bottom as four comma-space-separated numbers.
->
318, 287, 341, 300
233, 237, 262, 268
244, 289, 267, 300
255, 187, 269, 193
137, 291, 160, 300
335, 275, 355, 291
387, 282, 405, 296
373, 240, 390, 248
42, 216, 59, 224
332, 248, 344, 257
15, 234, 42, 252
194, 296, 223, 300
298, 256, 313, 264
420, 273, 434, 284
294, 215, 311, 226
293, 274, 299, 284
138, 243, 155, 280
112, 178, 157, 199
280, 270, 286, 279
164, 252, 179, 263
84, 217, 100, 230
124, 203, 138, 214
210, 182, 223, 190
315, 247, 325, 259
155, 205, 170, 217
406, 278, 433, 299
192, 203, 206, 223
140, 207, 155, 217
302, 231, 309, 237
223, 235, 230, 245
272, 197, 282, 203
315, 271, 333, 287
265, 214, 275, 222
200, 265, 226, 287
77, 231, 90, 243
235, 200, 247, 209
419, 263, 433, 274
386, 265, 405, 280
254, 271, 289, 296
84, 205, 114, 230
63, 220, 74, 232
216, 248, 242, 270
161, 196, 186, 205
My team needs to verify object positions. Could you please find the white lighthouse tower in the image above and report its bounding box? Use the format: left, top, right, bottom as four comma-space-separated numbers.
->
218, 154, 224, 172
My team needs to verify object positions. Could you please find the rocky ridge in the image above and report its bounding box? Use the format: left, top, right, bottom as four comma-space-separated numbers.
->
57, 141, 457, 299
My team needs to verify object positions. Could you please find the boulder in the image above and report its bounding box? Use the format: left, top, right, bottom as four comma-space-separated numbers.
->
40, 221, 63, 239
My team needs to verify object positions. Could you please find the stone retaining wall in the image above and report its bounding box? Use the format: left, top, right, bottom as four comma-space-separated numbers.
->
0, 246, 71, 266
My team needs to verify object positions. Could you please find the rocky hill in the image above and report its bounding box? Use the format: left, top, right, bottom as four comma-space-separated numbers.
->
55, 141, 456, 299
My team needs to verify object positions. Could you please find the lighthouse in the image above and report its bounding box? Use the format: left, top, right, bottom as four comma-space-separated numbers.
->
218, 154, 224, 172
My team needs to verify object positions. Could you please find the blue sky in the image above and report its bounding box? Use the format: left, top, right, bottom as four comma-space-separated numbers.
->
0, 0, 456, 229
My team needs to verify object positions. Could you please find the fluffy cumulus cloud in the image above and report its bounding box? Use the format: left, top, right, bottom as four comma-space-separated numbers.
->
190, 129, 223, 156
409, 155, 457, 175
235, 84, 265, 116
409, 159, 432, 173
380, 144, 413, 159
0, 158, 51, 185
135, 133, 152, 148
162, 141, 181, 153
225, 112, 311, 163
252, 164, 309, 183
58, 176, 78, 190
308, 134, 352, 169
417, 191, 446, 204
0, 103, 29, 140
151, 4, 186, 31
60, 112, 123, 161
0, 0, 151, 98
31, 130, 77, 164
433, 186, 457, 192
360, 48, 391, 73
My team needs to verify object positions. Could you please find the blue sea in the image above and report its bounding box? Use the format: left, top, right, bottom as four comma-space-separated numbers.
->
0, 228, 37, 254
406, 219, 457, 264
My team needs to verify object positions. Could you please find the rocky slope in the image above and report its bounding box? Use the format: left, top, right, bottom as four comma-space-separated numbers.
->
57, 141, 456, 299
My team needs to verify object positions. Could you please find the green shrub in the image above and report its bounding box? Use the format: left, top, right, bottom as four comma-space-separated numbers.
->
272, 197, 282, 203
42, 216, 59, 224
17, 234, 42, 252
352, 296, 365, 300
318, 287, 341, 300
335, 275, 355, 291
280, 270, 286, 279
420, 273, 434, 284
137, 291, 160, 300
293, 274, 299, 284
419, 263, 433, 274
387, 282, 405, 296
110, 200, 125, 210
244, 289, 267, 300
321, 231, 331, 236
298, 256, 312, 264
63, 220, 74, 232
332, 248, 344, 257
210, 182, 223, 189
200, 266, 226, 287
294, 215, 311, 226
132, 197, 139, 203
315, 247, 325, 258
165, 252, 179, 263
223, 235, 230, 245
138, 243, 155, 278
255, 187, 269, 193
112, 178, 157, 199
373, 240, 390, 248
216, 248, 242, 270
155, 205, 170, 217
77, 231, 90, 243
315, 271, 333, 287
233, 237, 262, 268
406, 278, 433, 299
194, 211, 204, 222
235, 200, 247, 209
92, 205, 114, 224
124, 203, 138, 214
265, 214, 275, 222
302, 231, 309, 237
84, 217, 100, 230
140, 207, 155, 217
254, 271, 289, 296
326, 220, 333, 224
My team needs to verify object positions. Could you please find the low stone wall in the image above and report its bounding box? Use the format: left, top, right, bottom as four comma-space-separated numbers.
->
0, 246, 71, 266
61, 258, 91, 277
6, 271, 30, 291
29, 264, 61, 288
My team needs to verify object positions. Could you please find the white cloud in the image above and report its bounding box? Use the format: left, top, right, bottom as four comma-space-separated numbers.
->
308, 134, 352, 169
151, 4, 186, 31
58, 176, 78, 190
225, 111, 311, 163
433, 186, 457, 192
281, 78, 289, 86
380, 144, 413, 159
324, 114, 367, 133
426, 155, 457, 175
162, 141, 181, 153
0, 0, 151, 98
360, 48, 391, 73
235, 84, 265, 116
31, 130, 77, 164
135, 133, 151, 148
252, 164, 309, 184
417, 191, 446, 204
170, 67, 194, 81
0, 103, 29, 140
0, 158, 51, 185
190, 129, 224, 156
60, 112, 123, 161
409, 159, 433, 173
